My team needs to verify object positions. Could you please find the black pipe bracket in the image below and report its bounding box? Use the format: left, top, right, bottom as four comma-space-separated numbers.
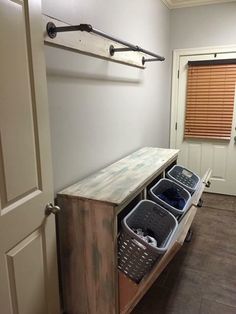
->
47, 22, 57, 39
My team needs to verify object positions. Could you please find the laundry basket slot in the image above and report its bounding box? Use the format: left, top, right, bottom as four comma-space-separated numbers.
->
149, 178, 191, 217
118, 200, 178, 283
117, 193, 142, 233
164, 161, 177, 176
167, 165, 200, 194
146, 173, 164, 192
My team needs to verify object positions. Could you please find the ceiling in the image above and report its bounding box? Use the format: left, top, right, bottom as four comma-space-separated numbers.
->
161, 0, 236, 9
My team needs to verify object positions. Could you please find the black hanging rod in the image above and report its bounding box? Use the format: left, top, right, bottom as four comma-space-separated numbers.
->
46, 22, 165, 64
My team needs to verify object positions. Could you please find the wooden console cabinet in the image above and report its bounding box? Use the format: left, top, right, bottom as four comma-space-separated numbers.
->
57, 147, 211, 314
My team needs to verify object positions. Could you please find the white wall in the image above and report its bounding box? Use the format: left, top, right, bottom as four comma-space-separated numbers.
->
170, 2, 236, 50
42, 0, 171, 192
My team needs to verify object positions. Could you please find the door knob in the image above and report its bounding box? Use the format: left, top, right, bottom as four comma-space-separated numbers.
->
45, 203, 61, 216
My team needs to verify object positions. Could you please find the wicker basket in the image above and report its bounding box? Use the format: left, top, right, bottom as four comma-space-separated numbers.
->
149, 178, 191, 217
118, 200, 178, 283
167, 165, 200, 194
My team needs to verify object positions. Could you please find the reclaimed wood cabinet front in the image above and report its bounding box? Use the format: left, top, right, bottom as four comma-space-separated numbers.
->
57, 147, 210, 314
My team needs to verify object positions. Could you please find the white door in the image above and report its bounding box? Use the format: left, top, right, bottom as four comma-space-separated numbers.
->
172, 52, 236, 196
0, 0, 60, 313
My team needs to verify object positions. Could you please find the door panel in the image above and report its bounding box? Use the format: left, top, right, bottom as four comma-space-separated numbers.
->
0, 0, 60, 313
174, 52, 236, 195
6, 229, 47, 314
188, 143, 201, 174
1, 0, 40, 205
212, 145, 227, 179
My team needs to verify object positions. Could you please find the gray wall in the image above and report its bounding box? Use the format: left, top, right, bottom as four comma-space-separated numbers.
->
42, 0, 171, 192
170, 2, 236, 50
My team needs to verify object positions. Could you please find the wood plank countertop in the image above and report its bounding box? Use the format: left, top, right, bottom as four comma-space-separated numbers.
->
58, 147, 179, 207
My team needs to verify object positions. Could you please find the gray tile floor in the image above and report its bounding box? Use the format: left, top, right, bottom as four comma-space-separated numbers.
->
132, 193, 236, 314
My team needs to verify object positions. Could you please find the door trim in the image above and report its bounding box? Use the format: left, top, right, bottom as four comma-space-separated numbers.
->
170, 45, 236, 149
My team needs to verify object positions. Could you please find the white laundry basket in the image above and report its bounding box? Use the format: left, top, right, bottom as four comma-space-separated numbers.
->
118, 200, 178, 283
167, 165, 200, 194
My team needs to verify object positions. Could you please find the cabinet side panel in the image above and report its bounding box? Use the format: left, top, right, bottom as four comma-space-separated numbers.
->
57, 196, 117, 314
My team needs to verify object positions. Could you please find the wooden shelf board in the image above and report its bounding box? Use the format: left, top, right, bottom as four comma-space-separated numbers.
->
58, 147, 178, 207
42, 15, 146, 69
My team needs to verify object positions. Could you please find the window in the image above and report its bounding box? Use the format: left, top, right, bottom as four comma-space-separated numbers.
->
184, 59, 236, 140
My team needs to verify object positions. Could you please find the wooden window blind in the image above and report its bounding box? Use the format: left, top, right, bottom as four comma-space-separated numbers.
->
184, 59, 236, 140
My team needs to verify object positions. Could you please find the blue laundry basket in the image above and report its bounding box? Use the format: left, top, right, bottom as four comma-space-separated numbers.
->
149, 178, 191, 217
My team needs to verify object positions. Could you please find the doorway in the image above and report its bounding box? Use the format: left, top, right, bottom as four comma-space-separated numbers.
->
170, 47, 236, 196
